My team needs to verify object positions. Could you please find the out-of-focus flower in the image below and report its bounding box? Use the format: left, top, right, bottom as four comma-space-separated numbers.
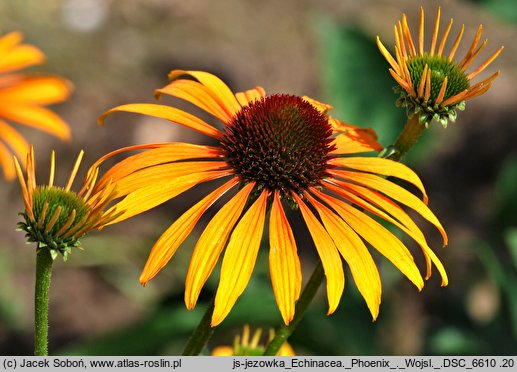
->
0, 32, 72, 179
212, 325, 295, 356
15, 146, 121, 260
377, 7, 503, 127
98, 70, 448, 326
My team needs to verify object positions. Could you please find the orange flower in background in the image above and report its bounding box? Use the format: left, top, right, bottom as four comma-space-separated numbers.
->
97, 70, 448, 326
0, 32, 72, 179
377, 7, 503, 126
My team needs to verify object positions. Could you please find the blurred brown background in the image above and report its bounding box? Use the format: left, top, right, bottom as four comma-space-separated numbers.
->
0, 0, 516, 355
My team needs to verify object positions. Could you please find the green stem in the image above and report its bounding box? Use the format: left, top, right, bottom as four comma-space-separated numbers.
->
263, 261, 324, 356
182, 298, 216, 356
384, 114, 426, 161
34, 247, 53, 356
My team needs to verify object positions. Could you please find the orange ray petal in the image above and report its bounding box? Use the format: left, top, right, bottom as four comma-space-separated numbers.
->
305, 191, 381, 320
105, 170, 232, 225
235, 86, 266, 106
185, 182, 255, 310
212, 189, 269, 326
0, 119, 29, 160
467, 46, 504, 80
168, 70, 242, 116
113, 161, 230, 198
448, 24, 465, 61
376, 37, 401, 75
330, 170, 447, 245
95, 142, 222, 191
0, 142, 15, 179
269, 191, 302, 325
429, 7, 441, 55
437, 18, 454, 56
311, 188, 424, 290
0, 104, 70, 141
140, 177, 239, 285
418, 6, 425, 56
331, 128, 382, 154
0, 76, 72, 105
402, 14, 417, 57
329, 157, 428, 203
292, 193, 344, 315
98, 103, 222, 139
0, 45, 45, 73
156, 79, 233, 123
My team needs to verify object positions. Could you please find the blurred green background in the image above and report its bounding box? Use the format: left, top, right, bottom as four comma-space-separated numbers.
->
0, 0, 516, 355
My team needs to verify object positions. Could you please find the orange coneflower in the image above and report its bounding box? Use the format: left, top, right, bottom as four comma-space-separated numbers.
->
97, 70, 448, 326
15, 147, 121, 260
377, 7, 503, 126
0, 32, 72, 179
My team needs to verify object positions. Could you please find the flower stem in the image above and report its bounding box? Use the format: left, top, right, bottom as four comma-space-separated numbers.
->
263, 261, 324, 356
34, 247, 53, 356
182, 298, 216, 356
383, 114, 426, 161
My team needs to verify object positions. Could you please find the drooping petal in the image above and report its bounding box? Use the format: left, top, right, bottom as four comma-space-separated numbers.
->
331, 130, 383, 154
185, 182, 255, 310
292, 193, 344, 315
0, 76, 71, 104
312, 188, 424, 290
305, 191, 381, 320
269, 191, 302, 324
0, 104, 70, 140
329, 157, 428, 203
140, 177, 239, 285
168, 70, 242, 116
325, 180, 448, 286
212, 189, 268, 326
98, 103, 222, 139
105, 170, 232, 224
95, 143, 222, 190
330, 170, 447, 245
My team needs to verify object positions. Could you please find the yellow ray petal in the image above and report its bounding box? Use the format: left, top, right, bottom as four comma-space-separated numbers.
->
325, 180, 448, 286
95, 142, 222, 190
269, 191, 302, 325
168, 70, 241, 116
98, 103, 222, 139
105, 170, 232, 225
330, 157, 428, 203
0, 45, 45, 73
0, 32, 23, 54
140, 177, 239, 285
0, 119, 29, 160
212, 189, 268, 326
312, 188, 424, 290
185, 182, 255, 310
331, 170, 447, 246
235, 86, 266, 106
0, 104, 70, 140
292, 193, 344, 315
0, 76, 72, 105
114, 161, 230, 197
305, 191, 381, 320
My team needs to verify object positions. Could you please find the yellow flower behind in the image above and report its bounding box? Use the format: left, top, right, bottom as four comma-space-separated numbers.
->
96, 70, 448, 326
212, 325, 295, 356
0, 32, 72, 179
377, 7, 503, 126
